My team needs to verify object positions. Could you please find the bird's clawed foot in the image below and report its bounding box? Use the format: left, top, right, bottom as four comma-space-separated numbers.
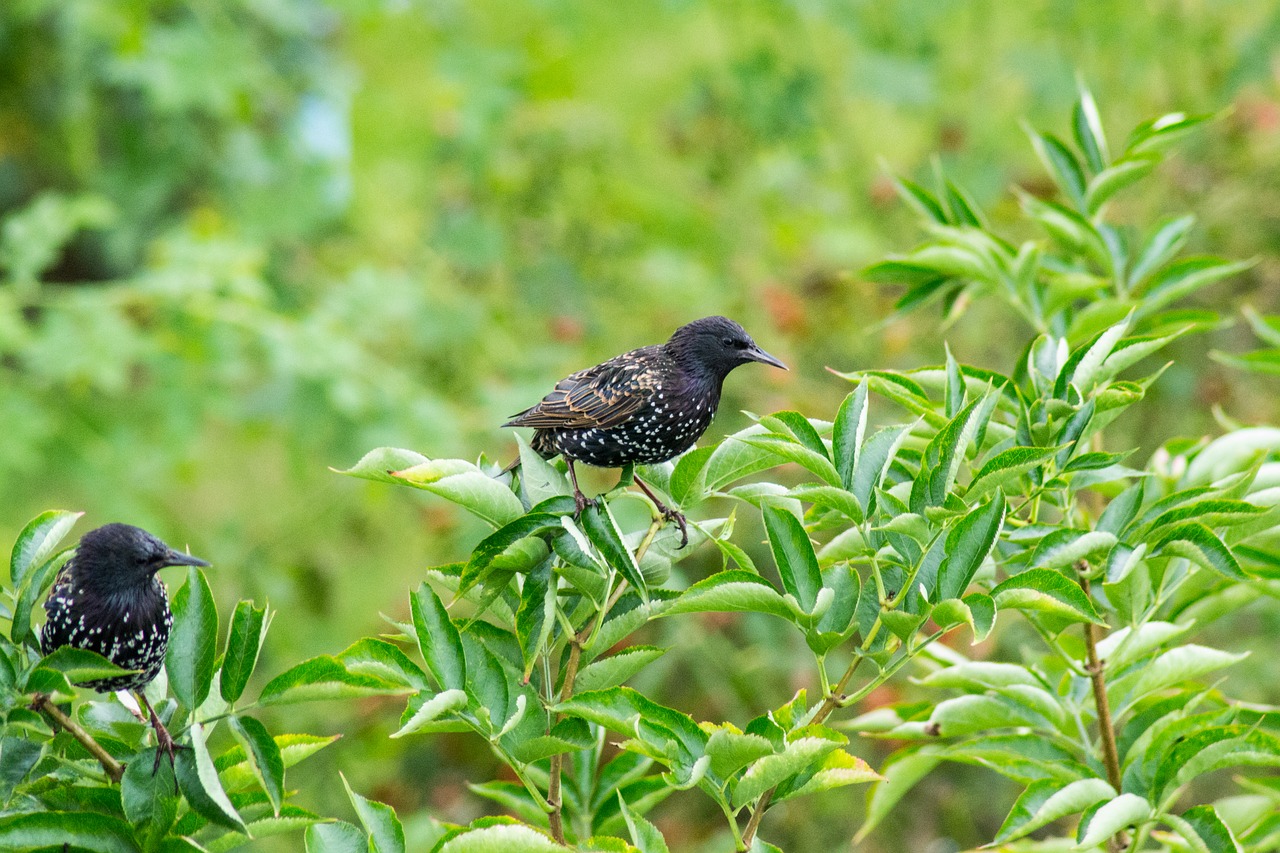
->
138, 693, 186, 782
662, 507, 690, 549
572, 489, 597, 516
634, 476, 689, 548
150, 718, 188, 776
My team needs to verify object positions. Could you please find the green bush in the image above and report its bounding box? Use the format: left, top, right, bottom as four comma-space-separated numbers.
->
260, 88, 1274, 850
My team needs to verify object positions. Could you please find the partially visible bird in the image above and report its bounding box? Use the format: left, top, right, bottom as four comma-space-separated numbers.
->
503, 316, 787, 544
41, 523, 210, 771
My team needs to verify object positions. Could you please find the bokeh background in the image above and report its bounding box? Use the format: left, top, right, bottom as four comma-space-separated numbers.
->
3, 1, 1279, 849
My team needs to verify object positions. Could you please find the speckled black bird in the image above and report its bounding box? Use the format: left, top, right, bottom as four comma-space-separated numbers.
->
504, 316, 786, 544
41, 523, 209, 770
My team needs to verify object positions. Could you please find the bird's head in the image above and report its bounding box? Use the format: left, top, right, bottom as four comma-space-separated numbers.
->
666, 316, 788, 379
74, 524, 210, 592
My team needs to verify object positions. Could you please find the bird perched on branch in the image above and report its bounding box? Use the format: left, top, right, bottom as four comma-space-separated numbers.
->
41, 523, 210, 771
504, 315, 786, 545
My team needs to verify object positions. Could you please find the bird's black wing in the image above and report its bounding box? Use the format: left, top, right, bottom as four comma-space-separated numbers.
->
504, 348, 661, 430
39, 561, 77, 655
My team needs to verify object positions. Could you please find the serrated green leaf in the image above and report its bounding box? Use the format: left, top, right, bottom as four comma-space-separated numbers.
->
741, 435, 841, 487
0, 812, 142, 853
221, 601, 269, 704
1123, 645, 1247, 706
1076, 793, 1151, 848
1030, 529, 1117, 570
338, 638, 427, 689
122, 748, 178, 834
412, 582, 466, 691
773, 749, 881, 802
582, 502, 646, 598
461, 512, 564, 594
663, 571, 798, 622
937, 492, 1005, 601
994, 778, 1115, 843
515, 433, 569, 505
216, 733, 339, 791
555, 688, 706, 761
703, 425, 780, 493
390, 459, 524, 528
969, 447, 1059, 498
1163, 804, 1242, 853
575, 646, 666, 694
853, 422, 916, 516
342, 774, 405, 853
177, 721, 245, 832
930, 594, 996, 643
786, 485, 864, 523
335, 447, 431, 485
1095, 621, 1192, 671
991, 568, 1104, 624
834, 384, 869, 491
515, 558, 556, 680
732, 730, 846, 808
9, 510, 81, 590
437, 822, 565, 852
392, 689, 469, 738
258, 654, 414, 705
1153, 522, 1246, 580
12, 547, 71, 647
762, 505, 823, 614
166, 566, 218, 710
37, 647, 137, 684
703, 727, 777, 779
1086, 156, 1157, 213
306, 820, 369, 853
619, 794, 670, 853
511, 717, 594, 763
229, 715, 284, 816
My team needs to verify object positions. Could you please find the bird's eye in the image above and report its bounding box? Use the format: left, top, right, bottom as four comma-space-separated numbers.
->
722, 337, 734, 347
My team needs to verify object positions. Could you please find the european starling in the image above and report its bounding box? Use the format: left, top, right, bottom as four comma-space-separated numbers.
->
504, 316, 786, 544
40, 523, 210, 770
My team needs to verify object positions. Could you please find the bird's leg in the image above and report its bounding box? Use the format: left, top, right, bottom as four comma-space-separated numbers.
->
633, 476, 689, 549
567, 459, 594, 515
136, 692, 187, 777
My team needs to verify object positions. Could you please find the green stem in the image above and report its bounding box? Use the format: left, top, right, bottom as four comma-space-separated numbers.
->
840, 630, 945, 708
720, 797, 747, 851
491, 742, 552, 812
1025, 614, 1088, 676
547, 517, 657, 844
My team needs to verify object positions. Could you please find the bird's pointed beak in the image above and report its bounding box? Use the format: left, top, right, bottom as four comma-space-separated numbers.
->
746, 345, 788, 371
162, 549, 211, 569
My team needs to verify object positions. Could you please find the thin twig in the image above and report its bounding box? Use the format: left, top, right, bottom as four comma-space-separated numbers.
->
32, 694, 124, 784
1079, 567, 1126, 852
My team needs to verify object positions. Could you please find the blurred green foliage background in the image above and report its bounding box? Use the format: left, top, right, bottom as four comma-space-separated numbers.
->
3, 1, 1278, 849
